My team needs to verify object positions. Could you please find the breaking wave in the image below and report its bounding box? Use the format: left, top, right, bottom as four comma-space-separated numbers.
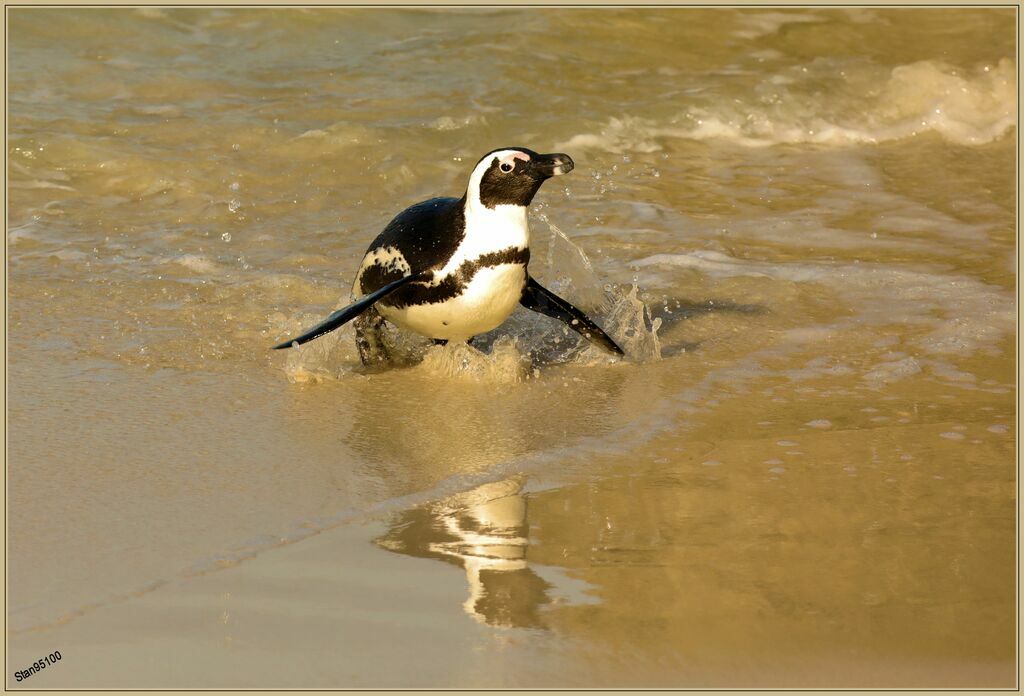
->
559, 58, 1015, 151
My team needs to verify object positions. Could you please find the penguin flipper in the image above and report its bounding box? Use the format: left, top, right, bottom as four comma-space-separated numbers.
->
272, 273, 426, 350
520, 276, 624, 356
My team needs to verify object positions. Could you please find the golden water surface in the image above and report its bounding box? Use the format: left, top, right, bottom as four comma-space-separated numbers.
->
6, 7, 1017, 688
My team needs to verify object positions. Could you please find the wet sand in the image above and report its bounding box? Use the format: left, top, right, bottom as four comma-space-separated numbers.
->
8, 323, 1015, 688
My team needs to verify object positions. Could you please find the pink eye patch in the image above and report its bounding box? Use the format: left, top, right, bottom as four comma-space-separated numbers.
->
501, 152, 530, 167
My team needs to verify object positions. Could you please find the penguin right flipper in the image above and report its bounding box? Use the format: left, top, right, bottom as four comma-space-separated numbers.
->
273, 272, 427, 350
520, 276, 624, 356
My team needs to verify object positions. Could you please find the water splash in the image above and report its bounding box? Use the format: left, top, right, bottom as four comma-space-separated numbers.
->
602, 284, 662, 362
282, 324, 355, 383
530, 216, 662, 363
417, 337, 528, 383
278, 217, 661, 381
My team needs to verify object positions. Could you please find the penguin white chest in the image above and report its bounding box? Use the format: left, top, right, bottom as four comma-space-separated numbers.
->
381, 263, 526, 341
376, 202, 531, 341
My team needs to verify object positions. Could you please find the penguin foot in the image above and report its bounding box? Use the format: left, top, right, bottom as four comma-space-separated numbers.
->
432, 337, 476, 347
354, 306, 391, 367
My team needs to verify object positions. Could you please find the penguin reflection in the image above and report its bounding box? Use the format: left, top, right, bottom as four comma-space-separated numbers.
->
377, 477, 551, 628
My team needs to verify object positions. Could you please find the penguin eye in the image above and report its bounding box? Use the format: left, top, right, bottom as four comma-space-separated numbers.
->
499, 162, 514, 173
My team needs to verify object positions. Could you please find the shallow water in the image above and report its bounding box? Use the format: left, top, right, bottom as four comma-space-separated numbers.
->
6, 7, 1017, 688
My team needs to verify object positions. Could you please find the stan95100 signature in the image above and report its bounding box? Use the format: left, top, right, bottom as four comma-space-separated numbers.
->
14, 651, 62, 682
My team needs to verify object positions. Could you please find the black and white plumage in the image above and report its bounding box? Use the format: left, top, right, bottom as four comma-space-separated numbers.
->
273, 147, 623, 363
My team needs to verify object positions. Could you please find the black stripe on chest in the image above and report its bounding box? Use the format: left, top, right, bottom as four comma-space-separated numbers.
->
364, 246, 530, 309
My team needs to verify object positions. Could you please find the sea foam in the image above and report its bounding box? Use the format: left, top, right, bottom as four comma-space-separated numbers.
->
559, 58, 1016, 151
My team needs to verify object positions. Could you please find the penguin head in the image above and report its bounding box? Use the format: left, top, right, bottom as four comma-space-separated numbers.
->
467, 147, 574, 210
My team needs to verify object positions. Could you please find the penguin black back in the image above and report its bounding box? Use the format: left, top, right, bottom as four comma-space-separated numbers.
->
356, 196, 465, 295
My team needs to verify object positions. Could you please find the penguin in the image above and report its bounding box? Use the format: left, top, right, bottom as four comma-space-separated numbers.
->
272, 147, 624, 364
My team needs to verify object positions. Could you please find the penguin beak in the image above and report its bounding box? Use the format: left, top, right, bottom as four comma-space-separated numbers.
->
531, 153, 574, 179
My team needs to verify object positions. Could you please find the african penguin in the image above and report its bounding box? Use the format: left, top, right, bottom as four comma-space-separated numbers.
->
273, 147, 624, 364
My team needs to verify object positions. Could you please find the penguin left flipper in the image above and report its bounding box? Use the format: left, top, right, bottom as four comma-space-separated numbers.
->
273, 272, 427, 350
520, 276, 624, 356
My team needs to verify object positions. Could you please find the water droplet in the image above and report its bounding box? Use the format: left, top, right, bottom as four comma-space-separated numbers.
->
221, 232, 232, 242
228, 199, 241, 213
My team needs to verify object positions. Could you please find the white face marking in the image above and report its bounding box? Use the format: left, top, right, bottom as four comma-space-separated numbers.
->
465, 149, 531, 212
